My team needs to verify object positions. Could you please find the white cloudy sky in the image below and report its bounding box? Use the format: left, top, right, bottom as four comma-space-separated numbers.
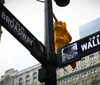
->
0, 0, 100, 78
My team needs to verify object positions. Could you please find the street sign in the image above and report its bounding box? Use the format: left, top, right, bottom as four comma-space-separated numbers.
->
0, 3, 46, 64
57, 31, 100, 68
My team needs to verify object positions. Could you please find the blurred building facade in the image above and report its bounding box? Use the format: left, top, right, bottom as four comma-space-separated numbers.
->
57, 51, 100, 85
79, 17, 100, 38
0, 64, 41, 85
0, 18, 100, 85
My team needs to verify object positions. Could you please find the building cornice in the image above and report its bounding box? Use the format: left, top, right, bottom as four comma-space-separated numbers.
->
57, 63, 100, 81
17, 63, 41, 76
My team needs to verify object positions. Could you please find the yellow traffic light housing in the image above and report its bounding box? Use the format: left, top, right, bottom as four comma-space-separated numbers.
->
54, 21, 72, 53
53, 14, 76, 69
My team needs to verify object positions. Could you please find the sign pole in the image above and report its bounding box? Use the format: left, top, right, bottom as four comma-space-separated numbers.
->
0, 0, 4, 41
44, 0, 57, 85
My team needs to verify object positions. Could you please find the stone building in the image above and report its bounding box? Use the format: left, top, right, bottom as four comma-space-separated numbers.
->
0, 64, 41, 85
79, 17, 100, 39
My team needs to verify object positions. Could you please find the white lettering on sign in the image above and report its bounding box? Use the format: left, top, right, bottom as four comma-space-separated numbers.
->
1, 12, 34, 46
81, 35, 100, 51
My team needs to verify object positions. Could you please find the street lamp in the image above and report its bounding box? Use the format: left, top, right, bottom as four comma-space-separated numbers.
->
54, 0, 70, 7
37, 0, 70, 7
0, 0, 5, 4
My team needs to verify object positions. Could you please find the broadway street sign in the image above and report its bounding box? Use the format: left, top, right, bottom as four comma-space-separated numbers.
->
57, 31, 100, 68
0, 3, 46, 64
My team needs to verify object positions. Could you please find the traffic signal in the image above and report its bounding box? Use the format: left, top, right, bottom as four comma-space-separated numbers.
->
54, 21, 72, 53
54, 20, 76, 69
54, 0, 70, 7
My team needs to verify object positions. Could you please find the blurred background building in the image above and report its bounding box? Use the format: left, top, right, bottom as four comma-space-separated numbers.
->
0, 18, 100, 85
0, 64, 41, 85
79, 17, 100, 38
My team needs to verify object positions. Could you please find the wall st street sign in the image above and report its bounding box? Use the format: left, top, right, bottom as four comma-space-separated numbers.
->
0, 3, 46, 64
57, 31, 100, 68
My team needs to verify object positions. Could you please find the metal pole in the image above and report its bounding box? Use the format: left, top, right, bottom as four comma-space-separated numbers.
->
44, 0, 57, 85
0, 0, 4, 42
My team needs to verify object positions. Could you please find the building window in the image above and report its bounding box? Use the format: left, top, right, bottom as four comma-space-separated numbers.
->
19, 78, 23, 85
91, 69, 96, 74
82, 80, 87, 85
73, 83, 75, 85
92, 77, 95, 80
56, 68, 60, 77
76, 82, 79, 85
75, 76, 79, 80
33, 72, 37, 80
67, 79, 70, 83
94, 69, 96, 73
81, 58, 85, 64
95, 75, 99, 80
98, 51, 100, 55
89, 54, 95, 61
57, 82, 60, 85
73, 82, 79, 85
26, 75, 30, 85
72, 77, 76, 81
98, 51, 100, 61
85, 72, 88, 77
12, 80, 14, 85
91, 70, 94, 74
62, 80, 66, 84
56, 68, 60, 72
85, 79, 88, 84
81, 74, 85, 78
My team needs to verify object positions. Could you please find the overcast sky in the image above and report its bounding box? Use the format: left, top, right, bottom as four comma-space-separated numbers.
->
0, 0, 100, 78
